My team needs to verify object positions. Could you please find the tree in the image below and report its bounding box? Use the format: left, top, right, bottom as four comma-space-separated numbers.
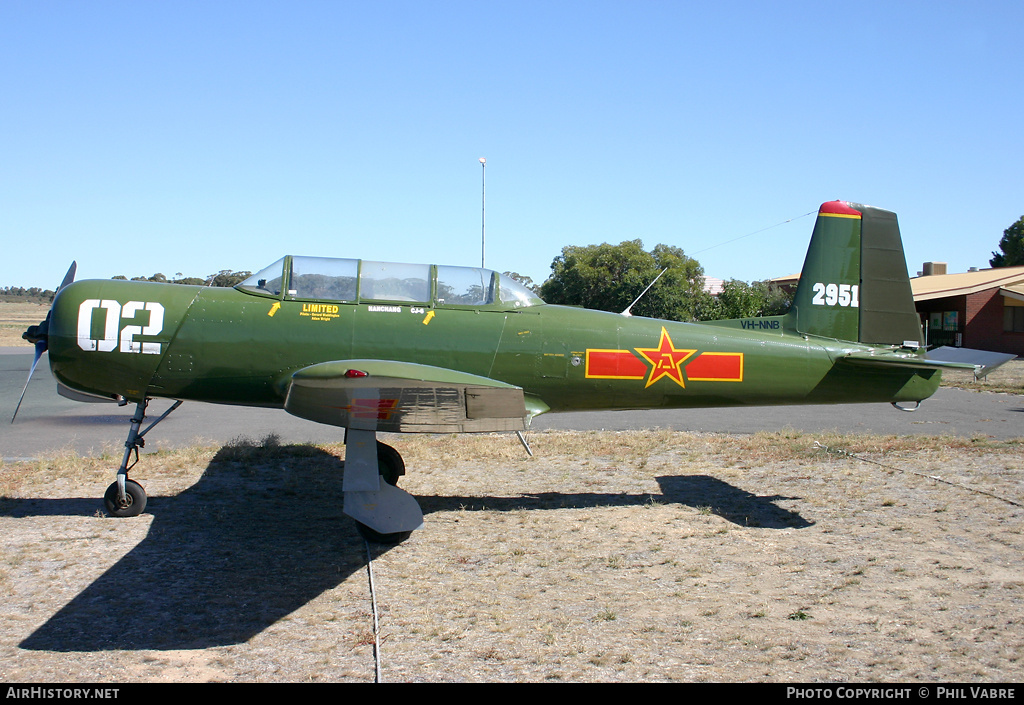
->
702, 279, 792, 320
207, 270, 251, 287
502, 271, 539, 294
539, 240, 713, 322
0, 286, 55, 302
990, 215, 1024, 267
111, 271, 250, 286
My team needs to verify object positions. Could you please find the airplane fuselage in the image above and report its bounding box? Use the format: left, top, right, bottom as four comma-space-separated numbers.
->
46, 277, 939, 418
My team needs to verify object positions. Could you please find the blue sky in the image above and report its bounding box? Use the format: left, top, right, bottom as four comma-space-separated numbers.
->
2, 1, 1021, 291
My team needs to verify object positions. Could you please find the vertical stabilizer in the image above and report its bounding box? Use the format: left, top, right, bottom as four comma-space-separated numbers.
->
785, 201, 923, 346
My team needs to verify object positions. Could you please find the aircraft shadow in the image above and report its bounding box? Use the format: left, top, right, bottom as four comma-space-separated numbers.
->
19, 444, 373, 652
416, 475, 812, 529
16, 445, 810, 652
656, 475, 812, 528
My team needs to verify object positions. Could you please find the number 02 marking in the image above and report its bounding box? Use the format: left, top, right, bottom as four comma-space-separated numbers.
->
77, 300, 165, 354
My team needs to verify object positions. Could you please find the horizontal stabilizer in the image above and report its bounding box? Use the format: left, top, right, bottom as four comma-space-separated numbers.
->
840, 346, 1016, 379
925, 346, 1017, 379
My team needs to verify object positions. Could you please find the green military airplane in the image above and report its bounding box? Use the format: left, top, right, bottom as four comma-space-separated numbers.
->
14, 200, 1005, 542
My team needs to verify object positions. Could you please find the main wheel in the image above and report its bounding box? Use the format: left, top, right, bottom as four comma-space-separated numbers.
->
355, 442, 412, 544
104, 479, 148, 517
375, 440, 405, 485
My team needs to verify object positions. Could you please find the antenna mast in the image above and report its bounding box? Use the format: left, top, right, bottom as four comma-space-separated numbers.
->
621, 268, 667, 317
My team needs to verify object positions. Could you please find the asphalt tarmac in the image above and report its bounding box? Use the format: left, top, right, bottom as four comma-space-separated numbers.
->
2, 346, 1022, 460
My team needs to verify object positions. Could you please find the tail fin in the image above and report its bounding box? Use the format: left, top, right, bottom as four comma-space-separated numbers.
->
785, 200, 923, 347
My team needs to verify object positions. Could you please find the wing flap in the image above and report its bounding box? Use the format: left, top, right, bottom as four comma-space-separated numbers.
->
284, 360, 530, 433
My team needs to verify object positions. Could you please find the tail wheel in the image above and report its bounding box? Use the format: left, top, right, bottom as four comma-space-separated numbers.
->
103, 479, 148, 517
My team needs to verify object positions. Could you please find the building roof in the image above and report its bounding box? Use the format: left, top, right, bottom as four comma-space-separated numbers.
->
911, 266, 1024, 301
703, 277, 724, 296
1001, 283, 1024, 303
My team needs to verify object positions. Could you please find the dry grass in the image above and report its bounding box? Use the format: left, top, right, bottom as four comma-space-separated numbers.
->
1, 430, 1022, 682
0, 302, 49, 346
942, 359, 1024, 395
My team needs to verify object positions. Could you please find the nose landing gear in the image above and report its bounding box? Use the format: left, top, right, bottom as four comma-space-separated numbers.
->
103, 398, 183, 517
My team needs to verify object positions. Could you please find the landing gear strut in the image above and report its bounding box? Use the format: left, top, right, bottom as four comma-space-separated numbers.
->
343, 428, 423, 544
354, 441, 411, 544
103, 398, 183, 517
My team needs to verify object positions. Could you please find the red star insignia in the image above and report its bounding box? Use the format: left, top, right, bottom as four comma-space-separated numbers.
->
334, 398, 399, 420
634, 327, 696, 388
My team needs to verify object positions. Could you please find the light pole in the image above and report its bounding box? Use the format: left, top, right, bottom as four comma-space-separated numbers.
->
479, 157, 486, 268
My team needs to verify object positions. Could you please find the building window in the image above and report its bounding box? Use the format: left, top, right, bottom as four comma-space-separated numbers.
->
1004, 306, 1024, 332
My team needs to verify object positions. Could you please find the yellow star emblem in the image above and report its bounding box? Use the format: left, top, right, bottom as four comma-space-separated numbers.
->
634, 327, 696, 388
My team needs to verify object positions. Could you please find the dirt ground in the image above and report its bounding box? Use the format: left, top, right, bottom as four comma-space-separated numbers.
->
0, 428, 1021, 683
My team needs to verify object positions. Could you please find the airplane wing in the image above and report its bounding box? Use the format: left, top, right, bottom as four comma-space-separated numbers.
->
840, 346, 1016, 379
284, 360, 549, 433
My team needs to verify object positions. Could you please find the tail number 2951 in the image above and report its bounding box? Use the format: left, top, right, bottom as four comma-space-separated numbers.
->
78, 300, 165, 354
811, 283, 859, 308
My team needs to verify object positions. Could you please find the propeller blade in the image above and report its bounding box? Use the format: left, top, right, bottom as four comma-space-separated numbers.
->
11, 262, 75, 423
58, 261, 77, 292
11, 340, 46, 423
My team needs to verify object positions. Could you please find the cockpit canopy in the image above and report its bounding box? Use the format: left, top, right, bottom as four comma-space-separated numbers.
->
237, 256, 544, 308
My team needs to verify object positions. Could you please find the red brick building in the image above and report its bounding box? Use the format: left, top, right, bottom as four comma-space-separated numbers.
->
912, 264, 1024, 357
